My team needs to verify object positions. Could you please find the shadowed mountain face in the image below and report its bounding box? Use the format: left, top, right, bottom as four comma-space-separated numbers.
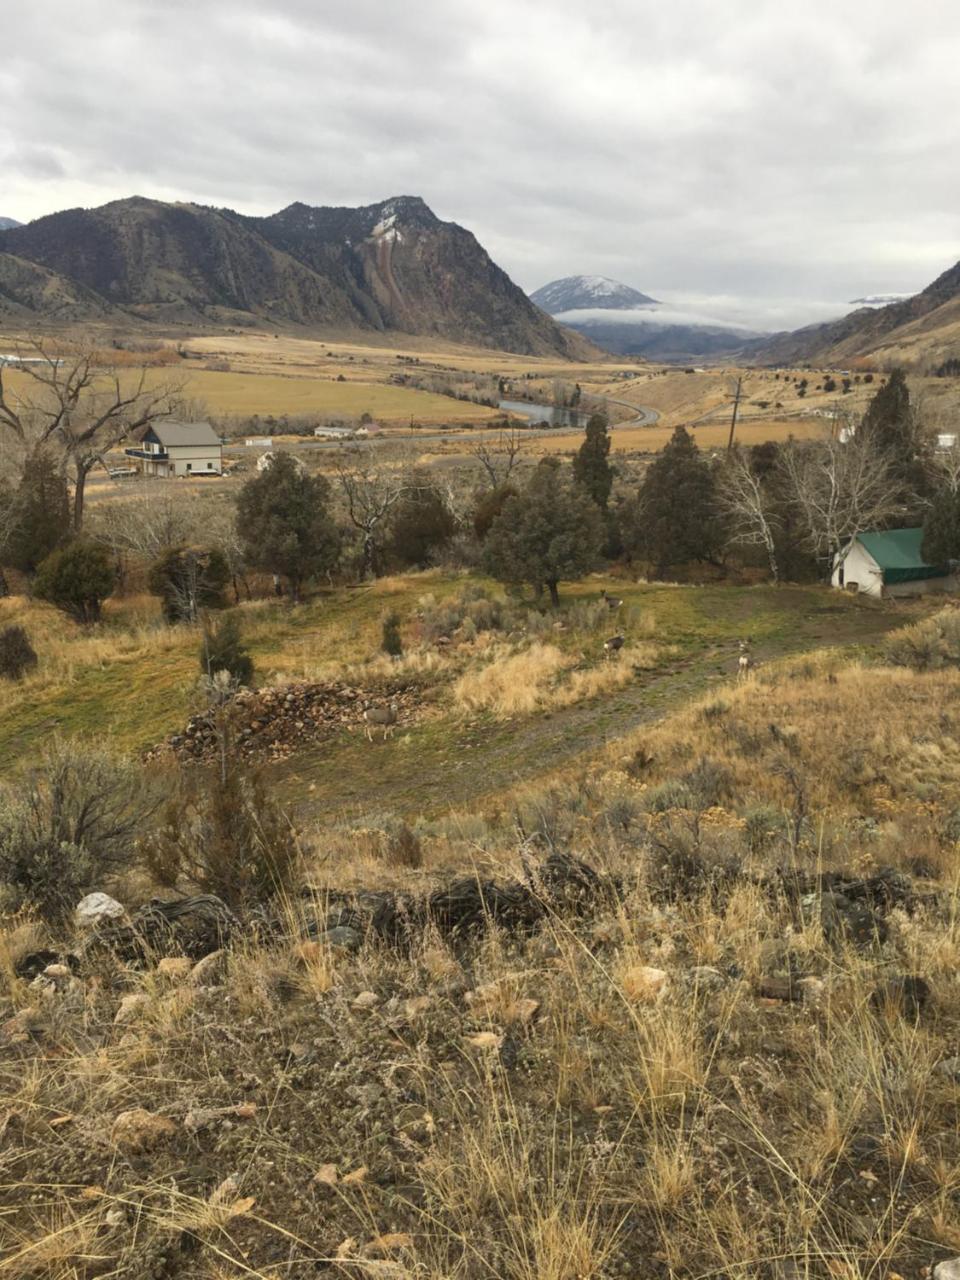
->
758, 260, 960, 365
0, 196, 594, 357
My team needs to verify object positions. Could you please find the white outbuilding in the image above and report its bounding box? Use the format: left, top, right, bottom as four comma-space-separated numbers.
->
832, 528, 956, 599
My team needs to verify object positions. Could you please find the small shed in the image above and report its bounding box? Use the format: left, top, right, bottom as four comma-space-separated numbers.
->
832, 528, 956, 599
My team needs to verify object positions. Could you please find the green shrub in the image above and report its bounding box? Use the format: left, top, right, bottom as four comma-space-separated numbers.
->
34, 541, 116, 624
885, 617, 948, 671
148, 544, 229, 623
0, 625, 38, 680
644, 778, 695, 813
381, 610, 403, 658
143, 766, 298, 909
0, 741, 147, 921
200, 612, 254, 685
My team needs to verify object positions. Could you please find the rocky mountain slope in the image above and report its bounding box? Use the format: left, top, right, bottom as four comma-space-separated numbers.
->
759, 259, 960, 366
0, 197, 593, 357
531, 274, 658, 312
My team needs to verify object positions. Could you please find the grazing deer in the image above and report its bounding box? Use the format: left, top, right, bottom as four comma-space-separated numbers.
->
603, 635, 625, 659
737, 641, 752, 681
601, 590, 623, 611
363, 703, 399, 741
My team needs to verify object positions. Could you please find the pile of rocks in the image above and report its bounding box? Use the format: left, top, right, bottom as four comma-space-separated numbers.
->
151, 681, 420, 763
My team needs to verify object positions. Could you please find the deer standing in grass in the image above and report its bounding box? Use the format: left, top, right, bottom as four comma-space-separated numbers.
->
363, 703, 399, 741
601, 590, 623, 611
603, 635, 625, 660
737, 641, 753, 681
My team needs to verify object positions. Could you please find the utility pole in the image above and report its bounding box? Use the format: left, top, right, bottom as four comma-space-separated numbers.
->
726, 375, 743, 450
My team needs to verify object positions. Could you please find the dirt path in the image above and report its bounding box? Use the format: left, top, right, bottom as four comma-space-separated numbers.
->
275, 600, 899, 819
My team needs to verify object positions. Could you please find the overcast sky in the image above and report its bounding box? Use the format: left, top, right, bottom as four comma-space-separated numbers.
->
3, 0, 960, 328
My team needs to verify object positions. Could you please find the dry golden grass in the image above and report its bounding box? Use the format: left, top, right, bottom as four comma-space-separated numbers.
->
452, 640, 662, 717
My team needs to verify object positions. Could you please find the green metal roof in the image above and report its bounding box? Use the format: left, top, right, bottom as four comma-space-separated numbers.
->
856, 528, 950, 584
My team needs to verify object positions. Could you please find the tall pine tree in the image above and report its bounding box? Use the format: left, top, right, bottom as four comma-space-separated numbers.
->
856, 368, 929, 507
634, 426, 723, 575
572, 411, 613, 508
922, 483, 960, 565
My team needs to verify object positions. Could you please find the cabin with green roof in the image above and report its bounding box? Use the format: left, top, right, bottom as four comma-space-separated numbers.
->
832, 528, 956, 598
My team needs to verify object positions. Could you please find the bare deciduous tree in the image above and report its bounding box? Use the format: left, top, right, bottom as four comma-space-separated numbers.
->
0, 337, 184, 528
471, 425, 525, 489
779, 433, 904, 571
718, 447, 782, 583
335, 450, 418, 576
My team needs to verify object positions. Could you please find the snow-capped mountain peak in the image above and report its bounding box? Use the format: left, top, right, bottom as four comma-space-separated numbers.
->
530, 274, 659, 314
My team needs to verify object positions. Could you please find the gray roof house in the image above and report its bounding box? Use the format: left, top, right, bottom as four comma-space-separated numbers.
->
126, 420, 223, 478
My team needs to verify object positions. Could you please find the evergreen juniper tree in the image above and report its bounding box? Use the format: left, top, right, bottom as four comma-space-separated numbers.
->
572, 411, 613, 509
483, 458, 603, 606
236, 452, 340, 602
922, 483, 960, 565
635, 426, 723, 575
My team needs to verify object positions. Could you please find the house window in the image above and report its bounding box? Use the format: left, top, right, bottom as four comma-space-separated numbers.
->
186, 463, 192, 472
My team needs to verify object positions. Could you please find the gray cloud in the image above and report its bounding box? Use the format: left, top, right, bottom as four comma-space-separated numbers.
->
3, 0, 960, 328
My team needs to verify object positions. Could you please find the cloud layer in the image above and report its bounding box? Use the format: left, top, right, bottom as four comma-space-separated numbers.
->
3, 0, 960, 327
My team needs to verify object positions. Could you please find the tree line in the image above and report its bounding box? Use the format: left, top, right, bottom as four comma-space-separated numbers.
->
1, 349, 958, 664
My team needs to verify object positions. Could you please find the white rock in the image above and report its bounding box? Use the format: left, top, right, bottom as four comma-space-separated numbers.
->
76, 893, 125, 927
114, 993, 149, 1025
933, 1260, 960, 1280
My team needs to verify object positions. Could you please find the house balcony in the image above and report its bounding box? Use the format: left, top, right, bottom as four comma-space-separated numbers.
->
125, 448, 169, 460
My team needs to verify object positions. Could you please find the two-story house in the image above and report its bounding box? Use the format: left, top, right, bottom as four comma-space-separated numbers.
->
126, 421, 223, 478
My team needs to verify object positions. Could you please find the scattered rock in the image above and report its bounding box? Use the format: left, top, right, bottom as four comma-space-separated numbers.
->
321, 925, 363, 953
871, 974, 930, 1020
76, 892, 126, 927
2, 1005, 44, 1037
363, 1233, 414, 1257
796, 976, 827, 1005
313, 1163, 338, 1187
818, 891, 887, 947
756, 976, 802, 1002
156, 956, 192, 980
150, 680, 419, 764
934, 1260, 960, 1280
690, 965, 725, 992
42, 963, 74, 982
114, 993, 150, 1025
342, 1166, 368, 1185
621, 965, 668, 1001
403, 996, 432, 1020
466, 1031, 504, 1051
352, 991, 379, 1011
190, 949, 227, 986
111, 1108, 177, 1153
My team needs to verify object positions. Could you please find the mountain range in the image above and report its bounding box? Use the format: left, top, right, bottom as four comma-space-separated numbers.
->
532, 273, 760, 360
0, 218, 21, 231
756, 262, 960, 366
530, 275, 659, 313
0, 197, 592, 358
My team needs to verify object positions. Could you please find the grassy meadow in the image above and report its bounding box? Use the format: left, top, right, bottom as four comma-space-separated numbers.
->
4, 570, 960, 1276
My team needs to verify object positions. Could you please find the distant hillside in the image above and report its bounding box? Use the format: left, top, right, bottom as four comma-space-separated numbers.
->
0, 217, 21, 231
759, 260, 960, 367
0, 196, 594, 358
531, 274, 658, 313
562, 317, 763, 360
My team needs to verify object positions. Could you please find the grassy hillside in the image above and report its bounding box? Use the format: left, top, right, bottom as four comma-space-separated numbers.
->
3, 578, 960, 1277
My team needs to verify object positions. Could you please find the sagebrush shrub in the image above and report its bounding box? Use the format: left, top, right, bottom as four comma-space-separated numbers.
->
0, 740, 146, 920
0, 624, 38, 680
